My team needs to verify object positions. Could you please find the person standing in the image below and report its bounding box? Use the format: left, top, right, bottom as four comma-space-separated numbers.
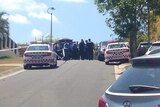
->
88, 39, 94, 60
79, 39, 85, 60
84, 40, 89, 60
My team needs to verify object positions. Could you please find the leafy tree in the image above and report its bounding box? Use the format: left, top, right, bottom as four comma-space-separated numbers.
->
95, 0, 160, 57
0, 12, 9, 37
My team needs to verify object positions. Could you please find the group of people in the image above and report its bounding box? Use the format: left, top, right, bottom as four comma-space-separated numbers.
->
61, 39, 94, 60
79, 39, 94, 60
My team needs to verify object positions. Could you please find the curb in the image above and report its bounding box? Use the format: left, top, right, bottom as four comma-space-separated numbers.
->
114, 63, 131, 79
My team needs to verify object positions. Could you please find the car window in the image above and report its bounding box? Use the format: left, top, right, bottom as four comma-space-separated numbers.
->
140, 44, 148, 48
101, 42, 109, 47
27, 46, 49, 51
149, 46, 160, 51
108, 44, 126, 49
109, 67, 160, 93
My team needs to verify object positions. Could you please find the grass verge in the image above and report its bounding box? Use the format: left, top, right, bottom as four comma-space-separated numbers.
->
0, 66, 18, 73
0, 56, 23, 64
0, 56, 23, 73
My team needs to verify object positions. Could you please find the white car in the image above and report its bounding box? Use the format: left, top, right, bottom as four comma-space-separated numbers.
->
23, 44, 57, 69
145, 41, 160, 55
104, 42, 130, 64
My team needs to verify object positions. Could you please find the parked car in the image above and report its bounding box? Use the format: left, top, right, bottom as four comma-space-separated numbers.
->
23, 44, 57, 69
104, 42, 130, 64
137, 41, 151, 56
145, 41, 160, 55
97, 40, 116, 61
146, 48, 160, 55
99, 53, 160, 107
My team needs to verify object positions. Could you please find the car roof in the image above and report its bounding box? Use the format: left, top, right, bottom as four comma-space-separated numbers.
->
29, 44, 49, 46
132, 53, 160, 67
152, 41, 160, 44
139, 41, 151, 45
108, 42, 127, 45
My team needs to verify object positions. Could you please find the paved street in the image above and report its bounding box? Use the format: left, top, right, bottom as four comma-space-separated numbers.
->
0, 60, 115, 107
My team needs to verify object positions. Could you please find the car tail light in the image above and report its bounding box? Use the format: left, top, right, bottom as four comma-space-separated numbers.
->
98, 97, 107, 107
106, 51, 112, 54
123, 49, 129, 52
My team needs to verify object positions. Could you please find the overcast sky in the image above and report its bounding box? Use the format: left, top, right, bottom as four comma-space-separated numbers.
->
0, 0, 115, 43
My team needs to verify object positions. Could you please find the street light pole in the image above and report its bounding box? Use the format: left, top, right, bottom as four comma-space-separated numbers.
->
47, 7, 55, 44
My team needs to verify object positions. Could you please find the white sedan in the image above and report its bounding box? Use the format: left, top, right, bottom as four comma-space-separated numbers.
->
104, 42, 130, 64
23, 44, 57, 69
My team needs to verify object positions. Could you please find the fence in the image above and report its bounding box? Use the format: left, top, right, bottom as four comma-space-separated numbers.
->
0, 36, 27, 57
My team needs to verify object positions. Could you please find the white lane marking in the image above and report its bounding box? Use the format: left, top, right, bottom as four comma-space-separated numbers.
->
0, 69, 25, 80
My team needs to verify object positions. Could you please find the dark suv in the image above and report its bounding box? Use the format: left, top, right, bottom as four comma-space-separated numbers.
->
137, 42, 151, 56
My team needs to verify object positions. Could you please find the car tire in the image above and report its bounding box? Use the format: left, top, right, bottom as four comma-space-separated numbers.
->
105, 61, 109, 65
24, 65, 31, 69
24, 65, 28, 69
50, 61, 57, 68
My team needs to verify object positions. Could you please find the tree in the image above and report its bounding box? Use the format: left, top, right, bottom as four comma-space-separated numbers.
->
0, 12, 9, 37
95, 0, 160, 57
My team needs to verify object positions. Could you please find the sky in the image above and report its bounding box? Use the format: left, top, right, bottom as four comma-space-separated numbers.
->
0, 0, 115, 44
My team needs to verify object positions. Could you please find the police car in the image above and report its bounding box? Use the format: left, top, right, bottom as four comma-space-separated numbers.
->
104, 42, 130, 64
23, 44, 57, 69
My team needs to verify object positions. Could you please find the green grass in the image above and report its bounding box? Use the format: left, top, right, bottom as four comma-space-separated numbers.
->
0, 56, 10, 59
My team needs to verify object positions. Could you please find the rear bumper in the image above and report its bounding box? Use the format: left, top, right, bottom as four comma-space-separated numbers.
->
105, 56, 130, 62
24, 59, 54, 66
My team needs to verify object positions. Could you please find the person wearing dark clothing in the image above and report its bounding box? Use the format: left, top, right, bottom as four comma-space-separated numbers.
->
88, 39, 94, 60
79, 39, 85, 60
84, 40, 89, 60
71, 42, 79, 59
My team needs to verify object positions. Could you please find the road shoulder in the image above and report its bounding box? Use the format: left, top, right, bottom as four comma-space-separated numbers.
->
0, 64, 23, 79
114, 63, 131, 79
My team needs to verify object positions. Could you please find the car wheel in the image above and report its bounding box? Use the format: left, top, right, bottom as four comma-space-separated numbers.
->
54, 61, 57, 67
24, 65, 32, 69
50, 61, 57, 68
24, 65, 28, 69
24, 65, 30, 69
105, 61, 109, 65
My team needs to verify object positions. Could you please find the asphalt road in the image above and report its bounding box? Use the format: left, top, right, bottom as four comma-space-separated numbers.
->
0, 60, 115, 107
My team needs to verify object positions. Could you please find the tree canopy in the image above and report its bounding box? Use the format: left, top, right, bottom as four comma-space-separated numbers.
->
95, 0, 160, 57
0, 12, 9, 37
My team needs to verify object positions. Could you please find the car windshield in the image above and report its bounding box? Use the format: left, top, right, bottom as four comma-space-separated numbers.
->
27, 46, 49, 51
108, 44, 126, 49
109, 67, 160, 93
101, 42, 109, 47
